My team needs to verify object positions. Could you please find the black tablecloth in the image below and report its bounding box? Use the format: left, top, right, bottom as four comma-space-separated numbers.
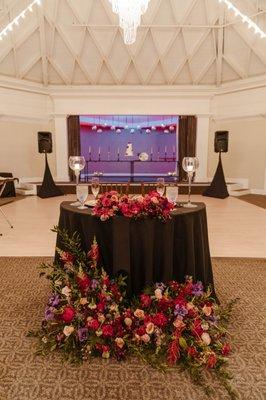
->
57, 202, 215, 295
0, 172, 16, 197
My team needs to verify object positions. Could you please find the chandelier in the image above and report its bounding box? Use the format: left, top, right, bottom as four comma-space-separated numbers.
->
108, 0, 151, 45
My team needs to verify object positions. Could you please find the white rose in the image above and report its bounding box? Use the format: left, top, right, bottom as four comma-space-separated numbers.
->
201, 332, 211, 346
63, 325, 74, 337
62, 286, 71, 297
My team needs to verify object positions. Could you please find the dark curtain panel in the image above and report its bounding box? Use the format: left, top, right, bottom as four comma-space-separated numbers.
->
178, 116, 197, 181
67, 115, 81, 181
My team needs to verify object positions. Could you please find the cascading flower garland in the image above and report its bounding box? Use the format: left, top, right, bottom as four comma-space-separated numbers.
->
29, 228, 237, 399
92, 191, 174, 221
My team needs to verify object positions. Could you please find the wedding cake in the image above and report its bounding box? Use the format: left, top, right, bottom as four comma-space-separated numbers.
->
125, 142, 134, 156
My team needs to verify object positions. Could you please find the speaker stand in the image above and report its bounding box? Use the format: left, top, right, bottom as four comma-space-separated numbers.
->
203, 152, 229, 199
38, 153, 63, 198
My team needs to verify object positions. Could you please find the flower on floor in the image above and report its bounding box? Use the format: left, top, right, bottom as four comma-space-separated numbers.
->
29, 228, 237, 399
92, 191, 174, 222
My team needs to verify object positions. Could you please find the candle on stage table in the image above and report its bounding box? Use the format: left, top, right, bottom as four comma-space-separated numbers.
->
108, 146, 110, 161
165, 146, 167, 160
157, 147, 160, 161
151, 147, 153, 160
98, 147, 101, 161
117, 147, 120, 161
173, 145, 175, 160
89, 146, 91, 161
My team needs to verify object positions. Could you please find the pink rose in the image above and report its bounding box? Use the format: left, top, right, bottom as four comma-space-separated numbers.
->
202, 305, 212, 316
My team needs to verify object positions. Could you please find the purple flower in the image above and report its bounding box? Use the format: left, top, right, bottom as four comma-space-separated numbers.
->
91, 279, 99, 290
78, 327, 88, 342
192, 282, 204, 297
174, 304, 188, 317
48, 294, 60, 307
45, 307, 55, 321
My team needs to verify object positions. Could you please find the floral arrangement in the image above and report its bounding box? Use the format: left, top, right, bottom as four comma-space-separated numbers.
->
29, 228, 237, 399
92, 190, 174, 222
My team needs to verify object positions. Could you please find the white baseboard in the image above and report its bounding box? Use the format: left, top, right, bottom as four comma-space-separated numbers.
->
250, 189, 266, 195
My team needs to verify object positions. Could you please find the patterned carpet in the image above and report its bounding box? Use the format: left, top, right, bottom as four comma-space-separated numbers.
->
0, 257, 265, 400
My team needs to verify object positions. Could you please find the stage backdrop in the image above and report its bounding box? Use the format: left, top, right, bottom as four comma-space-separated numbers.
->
80, 115, 178, 178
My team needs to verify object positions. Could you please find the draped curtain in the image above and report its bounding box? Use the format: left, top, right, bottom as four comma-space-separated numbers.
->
178, 116, 197, 181
67, 115, 81, 181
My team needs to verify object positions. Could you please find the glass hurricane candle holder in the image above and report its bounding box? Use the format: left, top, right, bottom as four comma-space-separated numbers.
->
182, 157, 199, 208
69, 156, 86, 206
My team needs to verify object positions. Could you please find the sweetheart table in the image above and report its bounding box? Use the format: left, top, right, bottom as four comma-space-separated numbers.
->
56, 201, 215, 295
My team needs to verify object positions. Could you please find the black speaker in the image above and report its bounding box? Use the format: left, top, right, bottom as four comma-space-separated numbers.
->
215, 131, 229, 153
38, 132, 52, 153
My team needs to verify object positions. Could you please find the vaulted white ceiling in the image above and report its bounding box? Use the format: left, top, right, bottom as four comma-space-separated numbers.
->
0, 0, 266, 86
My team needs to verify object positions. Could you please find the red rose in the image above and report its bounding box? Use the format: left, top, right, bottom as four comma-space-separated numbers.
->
169, 281, 179, 291
61, 306, 75, 323
158, 297, 171, 312
187, 346, 198, 357
207, 353, 217, 368
87, 318, 100, 330
221, 343, 231, 356
140, 294, 152, 308
97, 301, 106, 313
76, 274, 91, 292
153, 312, 168, 327
136, 326, 146, 336
60, 251, 74, 264
102, 324, 114, 337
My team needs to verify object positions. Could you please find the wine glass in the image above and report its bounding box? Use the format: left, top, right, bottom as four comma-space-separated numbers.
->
91, 177, 100, 201
156, 178, 165, 196
77, 185, 88, 210
166, 186, 179, 205
69, 156, 86, 206
182, 157, 199, 208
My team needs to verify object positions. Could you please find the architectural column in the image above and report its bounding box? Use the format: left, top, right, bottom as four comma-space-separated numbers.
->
54, 115, 69, 181
195, 116, 210, 182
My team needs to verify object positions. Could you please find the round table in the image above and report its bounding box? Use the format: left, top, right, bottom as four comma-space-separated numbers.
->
56, 202, 214, 295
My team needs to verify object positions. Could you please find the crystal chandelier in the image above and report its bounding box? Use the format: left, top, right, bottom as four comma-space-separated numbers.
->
108, 0, 151, 45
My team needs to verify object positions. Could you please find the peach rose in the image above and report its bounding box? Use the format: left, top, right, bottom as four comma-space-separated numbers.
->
154, 288, 163, 300
141, 334, 151, 343
62, 286, 71, 297
173, 318, 186, 330
146, 322, 155, 335
202, 305, 212, 316
98, 313, 106, 323
80, 297, 88, 305
115, 337, 125, 349
134, 309, 145, 319
124, 317, 133, 327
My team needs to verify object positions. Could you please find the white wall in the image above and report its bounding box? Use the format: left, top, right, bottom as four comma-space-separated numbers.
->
0, 118, 56, 180
0, 77, 266, 189
208, 118, 266, 191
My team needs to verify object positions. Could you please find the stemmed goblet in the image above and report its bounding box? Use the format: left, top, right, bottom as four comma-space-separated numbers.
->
69, 156, 86, 206
182, 157, 199, 208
